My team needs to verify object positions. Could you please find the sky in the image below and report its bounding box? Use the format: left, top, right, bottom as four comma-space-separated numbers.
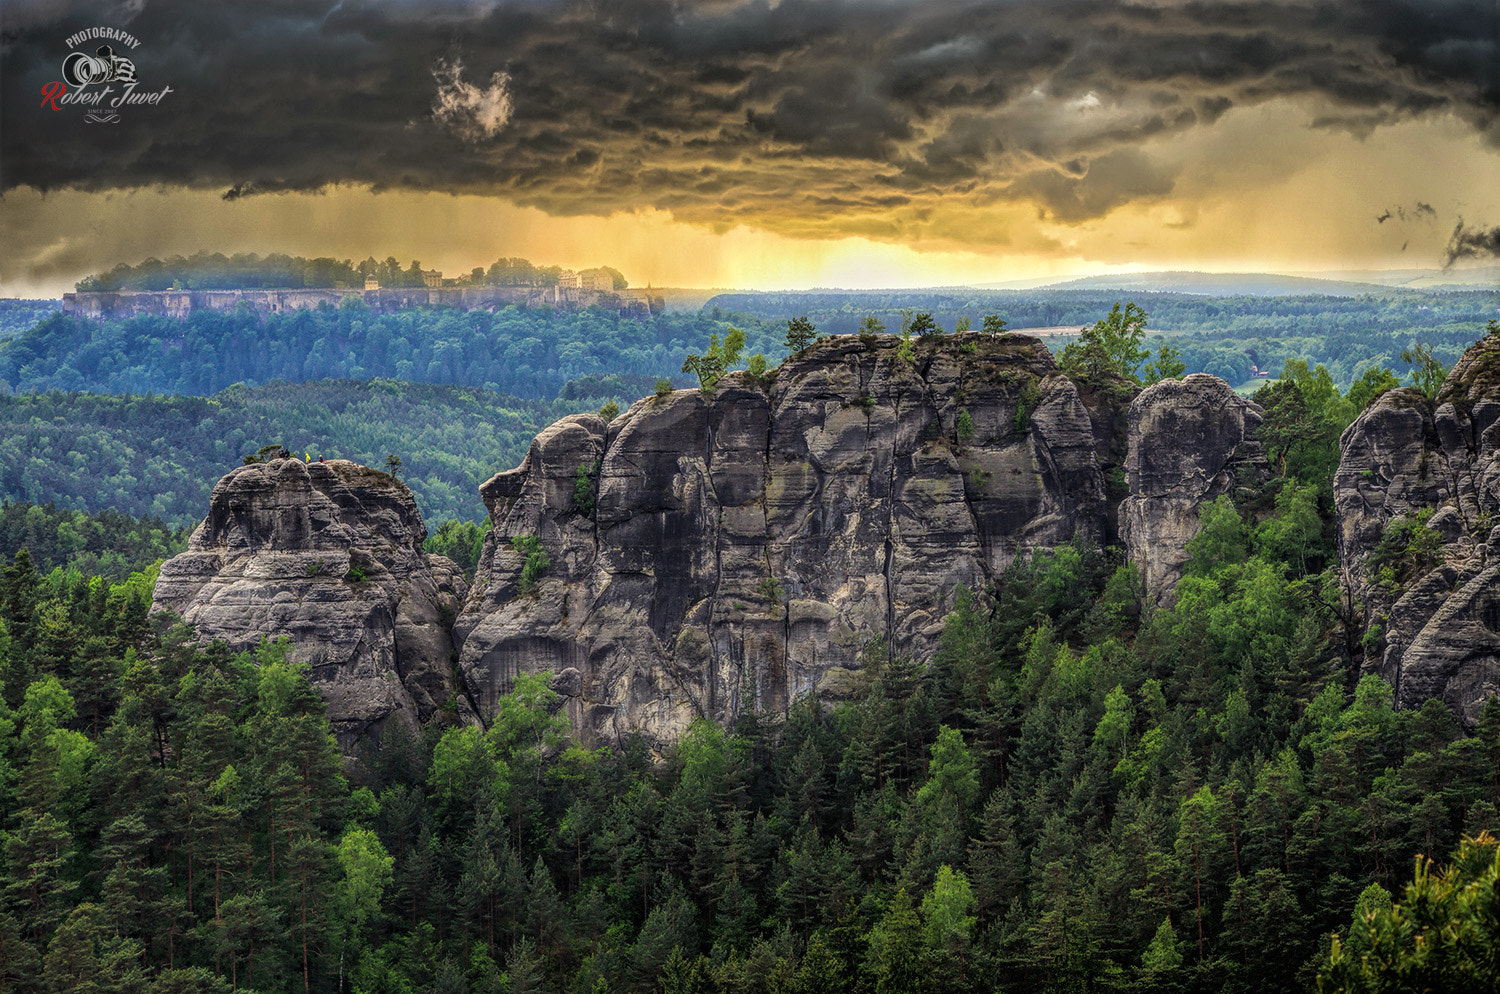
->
3, 0, 1499, 296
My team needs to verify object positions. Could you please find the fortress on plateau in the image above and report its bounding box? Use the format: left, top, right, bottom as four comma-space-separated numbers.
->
63, 280, 664, 320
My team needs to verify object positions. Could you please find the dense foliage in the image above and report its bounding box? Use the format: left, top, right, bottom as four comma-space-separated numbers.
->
424, 521, 491, 581
1057, 302, 1150, 383
0, 380, 600, 527
0, 302, 60, 342
2, 501, 1496, 992
1315, 833, 1500, 992
0, 305, 777, 403
0, 554, 355, 993
11, 289, 1493, 409
0, 502, 188, 581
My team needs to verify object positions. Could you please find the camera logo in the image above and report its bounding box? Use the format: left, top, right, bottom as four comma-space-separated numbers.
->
40, 26, 173, 123
63, 46, 137, 87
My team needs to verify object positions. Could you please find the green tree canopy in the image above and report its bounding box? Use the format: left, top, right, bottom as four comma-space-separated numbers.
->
1059, 302, 1151, 383
1317, 833, 1500, 993
785, 316, 817, 354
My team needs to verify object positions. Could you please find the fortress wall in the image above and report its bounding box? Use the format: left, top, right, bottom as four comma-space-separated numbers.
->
61, 284, 649, 318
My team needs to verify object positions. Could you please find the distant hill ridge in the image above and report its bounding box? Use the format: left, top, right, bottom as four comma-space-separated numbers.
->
975, 267, 1500, 296
1036, 271, 1394, 297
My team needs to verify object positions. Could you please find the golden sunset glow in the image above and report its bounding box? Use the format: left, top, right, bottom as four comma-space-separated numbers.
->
4, 1, 1499, 293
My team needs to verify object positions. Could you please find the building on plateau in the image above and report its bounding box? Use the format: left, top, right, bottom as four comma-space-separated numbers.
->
580, 268, 617, 292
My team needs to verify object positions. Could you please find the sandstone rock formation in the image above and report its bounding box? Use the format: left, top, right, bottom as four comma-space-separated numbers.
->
152, 458, 471, 750
1120, 374, 1269, 605
1336, 335, 1500, 724
454, 334, 1263, 748
152, 334, 1275, 754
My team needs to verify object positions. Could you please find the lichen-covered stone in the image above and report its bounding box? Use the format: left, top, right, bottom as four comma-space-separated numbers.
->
152, 458, 471, 752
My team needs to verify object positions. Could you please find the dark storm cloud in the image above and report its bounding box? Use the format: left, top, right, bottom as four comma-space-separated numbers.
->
3, 0, 1497, 231
1444, 219, 1500, 267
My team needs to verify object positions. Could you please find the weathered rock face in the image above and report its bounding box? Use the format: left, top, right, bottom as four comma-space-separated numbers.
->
150, 336, 1275, 753
1336, 336, 1500, 724
1121, 374, 1269, 605
454, 334, 1260, 747
152, 458, 471, 750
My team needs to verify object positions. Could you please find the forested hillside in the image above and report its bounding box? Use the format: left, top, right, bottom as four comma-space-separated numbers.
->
0, 480, 1491, 993
0, 301, 59, 341
0, 332, 1496, 993
706, 288, 1499, 388
0, 305, 773, 401
5, 288, 1493, 406
0, 502, 188, 581
0, 381, 597, 526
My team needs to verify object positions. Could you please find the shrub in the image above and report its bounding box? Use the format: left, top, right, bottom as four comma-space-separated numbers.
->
956, 409, 975, 444
345, 565, 367, 583
897, 328, 916, 364
1367, 508, 1444, 588
1013, 379, 1041, 436
1106, 465, 1128, 501
1058, 302, 1149, 382
1402, 341, 1449, 400
597, 400, 620, 420
574, 460, 598, 517
909, 312, 941, 337
757, 576, 784, 602
681, 327, 746, 393
511, 534, 550, 594
654, 378, 673, 398
243, 443, 283, 465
